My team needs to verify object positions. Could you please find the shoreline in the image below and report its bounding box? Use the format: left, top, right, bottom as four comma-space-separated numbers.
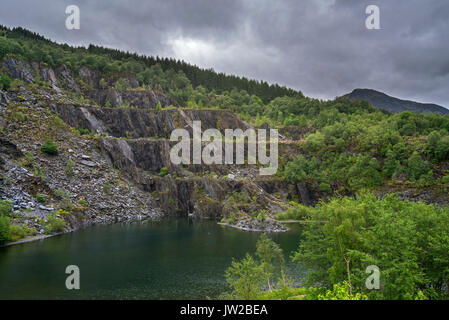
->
217, 222, 289, 233
0, 231, 69, 248
0, 214, 163, 248
1, 216, 294, 248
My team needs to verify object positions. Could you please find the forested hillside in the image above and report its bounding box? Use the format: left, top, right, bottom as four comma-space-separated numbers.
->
0, 25, 300, 103
345, 88, 449, 115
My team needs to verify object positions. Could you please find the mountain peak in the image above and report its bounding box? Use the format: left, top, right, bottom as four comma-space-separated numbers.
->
345, 88, 449, 115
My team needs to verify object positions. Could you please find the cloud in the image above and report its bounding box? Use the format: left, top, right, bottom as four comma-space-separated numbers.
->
0, 0, 448, 107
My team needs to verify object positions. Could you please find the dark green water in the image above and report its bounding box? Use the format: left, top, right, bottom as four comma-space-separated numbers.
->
0, 218, 304, 299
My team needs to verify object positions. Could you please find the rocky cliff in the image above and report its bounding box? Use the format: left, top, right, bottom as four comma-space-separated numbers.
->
0, 57, 307, 236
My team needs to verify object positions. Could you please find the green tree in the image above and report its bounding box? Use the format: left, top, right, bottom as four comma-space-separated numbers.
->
0, 74, 11, 90
293, 193, 449, 299
0, 216, 11, 244
255, 233, 286, 291
224, 253, 268, 300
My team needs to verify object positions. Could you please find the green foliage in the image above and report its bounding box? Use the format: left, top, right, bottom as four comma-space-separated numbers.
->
52, 188, 66, 200
103, 181, 112, 195
65, 159, 75, 176
36, 193, 46, 204
0, 73, 11, 90
223, 234, 290, 299
407, 151, 432, 183
0, 200, 13, 216
57, 190, 73, 211
256, 234, 287, 290
9, 224, 25, 241
293, 193, 449, 299
0, 215, 11, 244
317, 282, 368, 300
224, 253, 268, 300
22, 222, 36, 236
43, 213, 66, 234
114, 78, 129, 91
157, 167, 168, 177
257, 287, 309, 300
425, 131, 449, 163
40, 139, 58, 155
275, 204, 312, 221
283, 155, 320, 184
77, 199, 88, 207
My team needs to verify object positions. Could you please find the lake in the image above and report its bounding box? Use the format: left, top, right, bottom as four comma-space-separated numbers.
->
0, 218, 304, 299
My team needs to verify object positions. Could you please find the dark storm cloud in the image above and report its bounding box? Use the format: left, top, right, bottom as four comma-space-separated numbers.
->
0, 0, 448, 107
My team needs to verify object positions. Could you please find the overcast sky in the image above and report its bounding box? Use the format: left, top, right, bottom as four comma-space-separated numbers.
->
1, 0, 448, 108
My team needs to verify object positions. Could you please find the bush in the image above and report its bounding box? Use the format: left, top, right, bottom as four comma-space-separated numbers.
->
224, 253, 268, 300
44, 213, 66, 234
22, 222, 36, 236
36, 193, 47, 204
77, 128, 90, 135
9, 224, 25, 241
317, 282, 368, 300
275, 205, 311, 221
41, 140, 58, 155
103, 181, 112, 195
157, 167, 168, 177
0, 216, 11, 244
0, 74, 11, 90
0, 200, 13, 216
65, 159, 75, 176
53, 188, 66, 200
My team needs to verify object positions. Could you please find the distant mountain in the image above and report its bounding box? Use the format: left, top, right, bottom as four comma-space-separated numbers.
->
344, 89, 449, 115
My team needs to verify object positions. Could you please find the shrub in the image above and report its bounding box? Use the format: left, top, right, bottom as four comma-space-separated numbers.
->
53, 188, 66, 200
114, 78, 129, 90
77, 199, 88, 207
103, 181, 112, 195
21, 152, 35, 169
224, 253, 268, 300
41, 140, 58, 156
9, 224, 25, 241
59, 192, 73, 211
36, 194, 47, 204
0, 216, 11, 244
0, 74, 11, 90
22, 222, 36, 236
77, 128, 89, 135
157, 167, 168, 177
44, 213, 66, 234
275, 204, 311, 221
317, 282, 368, 300
65, 159, 75, 176
0, 200, 13, 216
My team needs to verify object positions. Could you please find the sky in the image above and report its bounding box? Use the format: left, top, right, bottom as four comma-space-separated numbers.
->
1, 0, 448, 108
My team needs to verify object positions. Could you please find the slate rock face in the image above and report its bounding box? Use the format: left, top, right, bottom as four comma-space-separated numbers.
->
0, 57, 299, 232
2, 57, 37, 83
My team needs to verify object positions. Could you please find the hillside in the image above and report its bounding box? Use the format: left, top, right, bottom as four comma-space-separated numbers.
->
345, 88, 449, 115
